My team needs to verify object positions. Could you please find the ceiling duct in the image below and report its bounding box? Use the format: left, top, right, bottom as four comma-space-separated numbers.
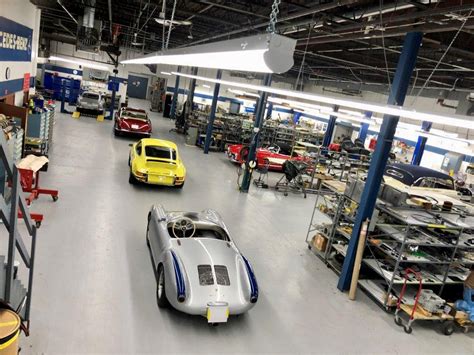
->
76, 0, 102, 53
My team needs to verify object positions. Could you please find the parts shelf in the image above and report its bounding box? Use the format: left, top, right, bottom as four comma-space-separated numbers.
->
305, 177, 474, 312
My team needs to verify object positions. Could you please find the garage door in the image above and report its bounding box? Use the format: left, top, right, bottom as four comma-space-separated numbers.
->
127, 74, 148, 99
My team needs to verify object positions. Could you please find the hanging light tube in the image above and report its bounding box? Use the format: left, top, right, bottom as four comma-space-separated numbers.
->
173, 72, 474, 129
48, 56, 109, 71
121, 33, 296, 73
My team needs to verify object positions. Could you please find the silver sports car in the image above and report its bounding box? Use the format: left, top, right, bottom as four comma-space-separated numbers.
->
146, 205, 258, 323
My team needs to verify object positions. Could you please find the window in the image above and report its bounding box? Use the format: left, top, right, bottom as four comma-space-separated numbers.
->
124, 111, 147, 120
197, 265, 214, 286
136, 142, 142, 155
417, 177, 454, 190
82, 93, 99, 99
214, 265, 230, 286
145, 146, 176, 160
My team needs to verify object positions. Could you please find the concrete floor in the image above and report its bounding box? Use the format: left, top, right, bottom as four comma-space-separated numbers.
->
17, 99, 472, 354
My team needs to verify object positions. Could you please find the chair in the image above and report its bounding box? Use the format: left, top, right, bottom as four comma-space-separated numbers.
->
275, 160, 308, 198
253, 158, 270, 188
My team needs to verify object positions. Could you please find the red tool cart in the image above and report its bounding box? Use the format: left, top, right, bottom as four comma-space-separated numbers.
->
16, 155, 59, 227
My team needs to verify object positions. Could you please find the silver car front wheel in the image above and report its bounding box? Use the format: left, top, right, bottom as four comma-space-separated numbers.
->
156, 265, 170, 308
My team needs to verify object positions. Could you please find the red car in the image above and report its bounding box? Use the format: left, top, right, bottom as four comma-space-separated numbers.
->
114, 107, 152, 137
226, 143, 308, 171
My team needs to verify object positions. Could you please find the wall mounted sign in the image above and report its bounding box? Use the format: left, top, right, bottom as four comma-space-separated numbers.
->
23, 73, 30, 91
0, 16, 33, 62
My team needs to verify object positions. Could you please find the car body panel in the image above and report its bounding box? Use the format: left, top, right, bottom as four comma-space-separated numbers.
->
115, 107, 152, 136
130, 138, 185, 186
147, 205, 258, 319
227, 143, 308, 171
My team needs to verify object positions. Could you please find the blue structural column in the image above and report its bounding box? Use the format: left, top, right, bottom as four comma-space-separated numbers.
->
266, 100, 273, 119
203, 70, 223, 154
411, 121, 432, 165
322, 106, 339, 146
170, 66, 181, 119
240, 74, 272, 193
187, 67, 198, 111
358, 112, 372, 142
337, 32, 423, 292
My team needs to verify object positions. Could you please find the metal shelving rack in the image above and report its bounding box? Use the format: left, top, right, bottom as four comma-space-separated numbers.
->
306, 178, 474, 309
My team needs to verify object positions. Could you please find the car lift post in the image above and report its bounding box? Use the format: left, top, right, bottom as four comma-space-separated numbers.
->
203, 70, 223, 154
358, 112, 372, 142
60, 80, 67, 113
411, 121, 432, 165
107, 70, 118, 120
170, 66, 181, 120
322, 106, 339, 146
240, 73, 272, 193
338, 32, 423, 292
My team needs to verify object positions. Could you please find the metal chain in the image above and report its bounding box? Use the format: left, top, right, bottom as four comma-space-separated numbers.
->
267, 0, 282, 33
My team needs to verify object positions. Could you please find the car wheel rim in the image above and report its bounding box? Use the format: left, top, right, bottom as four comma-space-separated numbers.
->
158, 270, 164, 298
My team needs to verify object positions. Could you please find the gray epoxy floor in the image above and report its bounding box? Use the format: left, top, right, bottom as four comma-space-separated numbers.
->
18, 99, 472, 354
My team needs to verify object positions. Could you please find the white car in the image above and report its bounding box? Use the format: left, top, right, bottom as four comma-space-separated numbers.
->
76, 91, 105, 115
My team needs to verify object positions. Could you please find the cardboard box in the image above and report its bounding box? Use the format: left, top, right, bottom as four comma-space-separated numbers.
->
312, 234, 328, 252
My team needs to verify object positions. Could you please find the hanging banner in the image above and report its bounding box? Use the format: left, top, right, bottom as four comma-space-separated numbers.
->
0, 16, 33, 62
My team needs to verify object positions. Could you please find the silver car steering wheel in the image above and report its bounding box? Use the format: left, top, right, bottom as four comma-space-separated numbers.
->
172, 217, 196, 239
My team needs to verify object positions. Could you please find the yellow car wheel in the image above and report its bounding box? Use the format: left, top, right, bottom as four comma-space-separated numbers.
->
176, 182, 185, 189
129, 170, 138, 185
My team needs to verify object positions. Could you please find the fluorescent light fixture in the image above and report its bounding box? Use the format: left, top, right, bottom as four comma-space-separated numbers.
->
155, 18, 192, 26
228, 88, 259, 98
49, 56, 109, 71
160, 71, 172, 76
173, 72, 474, 129
121, 33, 296, 73
202, 84, 211, 88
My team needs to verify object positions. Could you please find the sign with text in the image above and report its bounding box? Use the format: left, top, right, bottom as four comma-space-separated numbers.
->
23, 73, 30, 91
0, 16, 33, 62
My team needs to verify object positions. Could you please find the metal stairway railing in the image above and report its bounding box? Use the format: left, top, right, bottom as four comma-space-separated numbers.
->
0, 132, 37, 335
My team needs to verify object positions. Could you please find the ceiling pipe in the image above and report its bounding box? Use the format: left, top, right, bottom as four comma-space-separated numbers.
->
180, 0, 357, 47
83, 0, 96, 28
108, 0, 113, 37
56, 0, 78, 24
198, 1, 268, 19
299, 19, 474, 46
302, 3, 474, 39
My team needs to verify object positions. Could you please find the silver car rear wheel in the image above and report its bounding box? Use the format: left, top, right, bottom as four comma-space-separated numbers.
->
157, 265, 170, 308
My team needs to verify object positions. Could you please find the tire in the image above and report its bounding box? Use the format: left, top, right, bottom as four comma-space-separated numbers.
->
52, 195, 59, 202
394, 316, 403, 327
128, 156, 131, 166
442, 321, 455, 336
156, 265, 170, 308
176, 182, 185, 189
403, 325, 412, 334
129, 171, 137, 185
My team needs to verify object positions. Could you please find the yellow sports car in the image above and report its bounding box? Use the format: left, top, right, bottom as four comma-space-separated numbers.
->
129, 138, 186, 188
